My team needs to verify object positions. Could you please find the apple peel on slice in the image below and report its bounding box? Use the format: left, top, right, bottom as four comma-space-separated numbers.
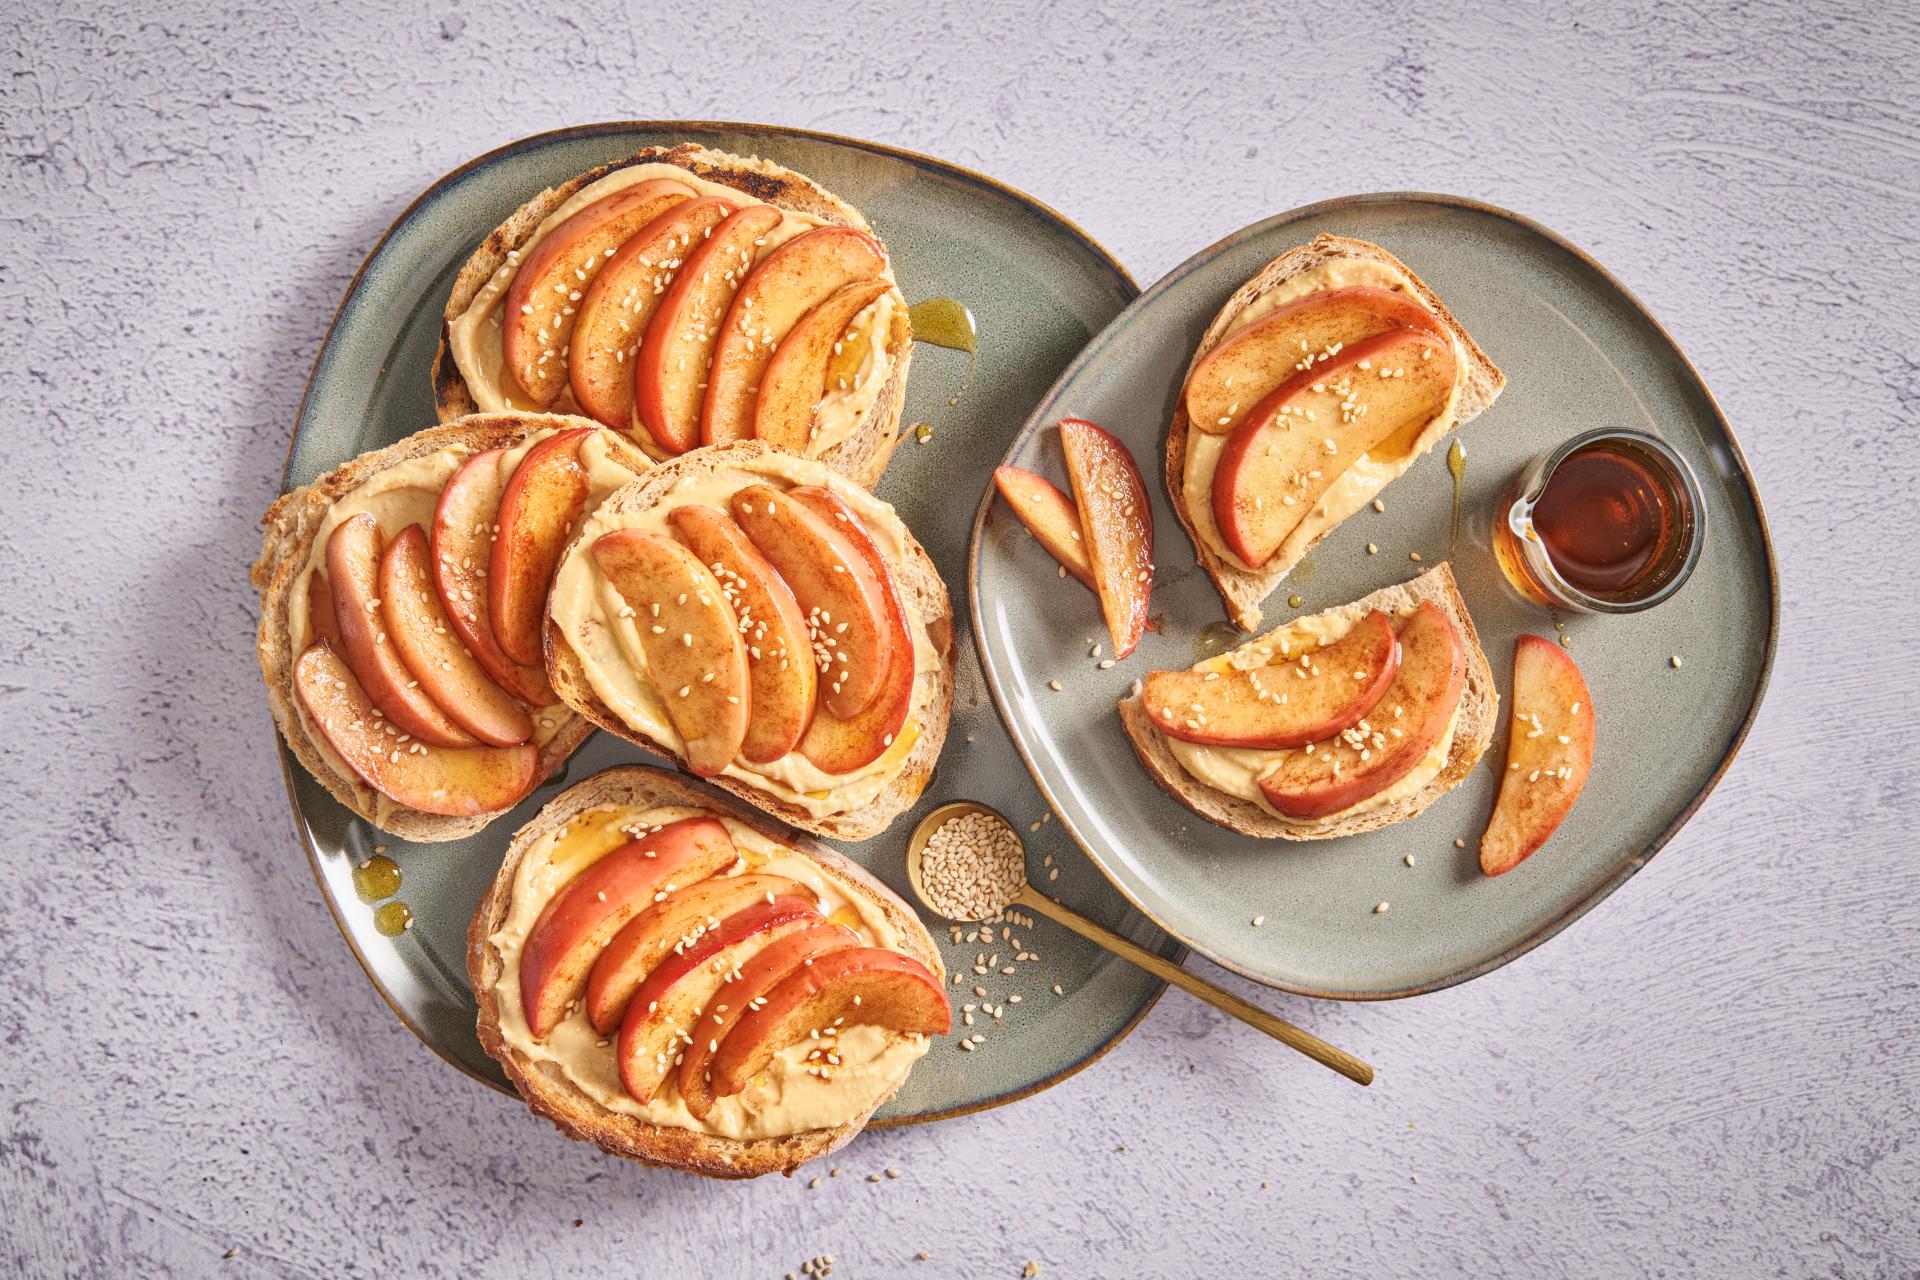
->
489, 428, 592, 667
432, 447, 554, 707
754, 278, 894, 450
1059, 418, 1154, 659
992, 466, 1095, 589
1479, 636, 1595, 876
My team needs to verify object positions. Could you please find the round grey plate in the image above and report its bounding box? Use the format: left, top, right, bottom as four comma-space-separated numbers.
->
971, 194, 1776, 999
277, 122, 1182, 1125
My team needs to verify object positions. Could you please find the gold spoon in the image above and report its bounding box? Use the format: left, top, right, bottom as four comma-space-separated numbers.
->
906, 801, 1374, 1086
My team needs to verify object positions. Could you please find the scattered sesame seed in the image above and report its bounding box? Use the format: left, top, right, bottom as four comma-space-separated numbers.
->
1670, 654, 1683, 669
1374, 901, 1391, 914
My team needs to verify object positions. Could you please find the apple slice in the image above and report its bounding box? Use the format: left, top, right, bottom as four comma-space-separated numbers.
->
431, 448, 554, 706
517, 816, 738, 1039
992, 466, 1095, 590
489, 428, 592, 666
325, 514, 477, 748
567, 196, 736, 433
1212, 329, 1457, 568
306, 570, 341, 648
1480, 637, 1596, 876
668, 505, 817, 763
378, 525, 533, 747
1186, 286, 1446, 436
585, 872, 817, 1034
707, 947, 950, 1100
1059, 418, 1154, 659
729, 483, 896, 719
678, 921, 861, 1118
293, 642, 536, 815
500, 181, 694, 406
590, 529, 750, 776
636, 204, 784, 455
1144, 609, 1399, 749
753, 278, 894, 450
701, 226, 889, 445
1258, 601, 1465, 819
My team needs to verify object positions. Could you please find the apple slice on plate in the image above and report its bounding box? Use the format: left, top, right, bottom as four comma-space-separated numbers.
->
753, 278, 894, 450
1480, 636, 1596, 876
489, 428, 592, 667
1059, 418, 1154, 659
432, 447, 554, 707
1143, 609, 1398, 749
992, 466, 1095, 589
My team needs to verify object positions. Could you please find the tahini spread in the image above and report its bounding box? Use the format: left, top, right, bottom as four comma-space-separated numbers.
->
489, 803, 929, 1139
549, 453, 940, 819
446, 162, 904, 457
1183, 258, 1467, 575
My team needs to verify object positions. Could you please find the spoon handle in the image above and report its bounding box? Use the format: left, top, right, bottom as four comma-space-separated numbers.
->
1012, 886, 1373, 1086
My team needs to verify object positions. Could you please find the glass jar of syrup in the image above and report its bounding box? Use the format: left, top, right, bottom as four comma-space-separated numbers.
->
1493, 429, 1705, 613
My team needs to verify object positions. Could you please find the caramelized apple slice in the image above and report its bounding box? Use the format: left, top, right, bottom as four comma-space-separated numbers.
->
489, 428, 592, 666
306, 570, 341, 648
1258, 601, 1464, 819
1059, 418, 1154, 659
668, 505, 817, 762
1480, 636, 1595, 876
293, 642, 536, 816
701, 226, 888, 445
1186, 286, 1445, 435
1144, 609, 1398, 749
754, 278, 893, 450
517, 816, 738, 1039
431, 447, 553, 706
707, 947, 950, 1100
992, 466, 1095, 589
500, 181, 694, 406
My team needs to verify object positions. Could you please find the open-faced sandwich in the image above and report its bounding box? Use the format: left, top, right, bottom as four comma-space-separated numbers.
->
254, 416, 649, 840
544, 440, 953, 841
436, 144, 913, 487
1119, 564, 1497, 839
470, 765, 950, 1178
1171, 234, 1505, 631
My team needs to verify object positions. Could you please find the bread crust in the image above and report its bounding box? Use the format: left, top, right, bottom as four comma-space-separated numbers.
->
543, 440, 954, 842
433, 143, 913, 489
1118, 563, 1497, 840
1168, 234, 1506, 631
252, 414, 649, 842
466, 764, 944, 1178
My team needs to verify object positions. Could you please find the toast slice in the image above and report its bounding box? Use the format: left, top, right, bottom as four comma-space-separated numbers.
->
1169, 234, 1505, 631
253, 414, 649, 841
1118, 563, 1497, 840
543, 441, 954, 842
468, 765, 944, 1178
434, 143, 913, 489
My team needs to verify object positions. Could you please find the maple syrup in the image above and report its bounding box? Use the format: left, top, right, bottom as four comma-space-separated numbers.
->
352, 855, 401, 903
907, 298, 977, 407
1193, 621, 1243, 661
374, 902, 414, 936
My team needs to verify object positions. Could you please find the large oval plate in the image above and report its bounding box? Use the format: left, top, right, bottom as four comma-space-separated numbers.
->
278, 122, 1182, 1124
972, 195, 1776, 998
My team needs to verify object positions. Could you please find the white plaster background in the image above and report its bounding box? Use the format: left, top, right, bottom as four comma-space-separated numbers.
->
3, 2, 1916, 1276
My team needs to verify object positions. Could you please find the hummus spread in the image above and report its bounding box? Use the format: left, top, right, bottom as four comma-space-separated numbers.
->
446, 162, 904, 457
489, 803, 929, 1140
1182, 258, 1466, 575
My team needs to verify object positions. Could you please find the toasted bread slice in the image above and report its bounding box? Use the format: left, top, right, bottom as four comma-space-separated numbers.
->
434, 143, 913, 489
468, 764, 943, 1178
543, 441, 954, 842
1118, 563, 1497, 840
253, 414, 649, 841
1169, 234, 1505, 631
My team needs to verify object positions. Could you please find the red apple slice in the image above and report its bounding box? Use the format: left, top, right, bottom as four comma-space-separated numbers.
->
753, 278, 894, 450
500, 181, 694, 406
517, 816, 737, 1039
1059, 418, 1154, 659
636, 204, 783, 455
992, 466, 1095, 590
306, 570, 341, 648
293, 642, 536, 815
489, 428, 592, 666
1144, 609, 1399, 749
668, 505, 817, 762
590, 529, 750, 776
325, 514, 477, 748
378, 525, 533, 747
707, 947, 950, 1100
1480, 636, 1596, 876
566, 196, 736, 433
1213, 329, 1456, 568
701, 226, 888, 445
431, 448, 554, 706
1258, 601, 1465, 819
1186, 286, 1446, 435
678, 921, 861, 1118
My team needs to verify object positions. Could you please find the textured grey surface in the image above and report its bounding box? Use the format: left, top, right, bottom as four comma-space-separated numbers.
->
4, 2, 1916, 1276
